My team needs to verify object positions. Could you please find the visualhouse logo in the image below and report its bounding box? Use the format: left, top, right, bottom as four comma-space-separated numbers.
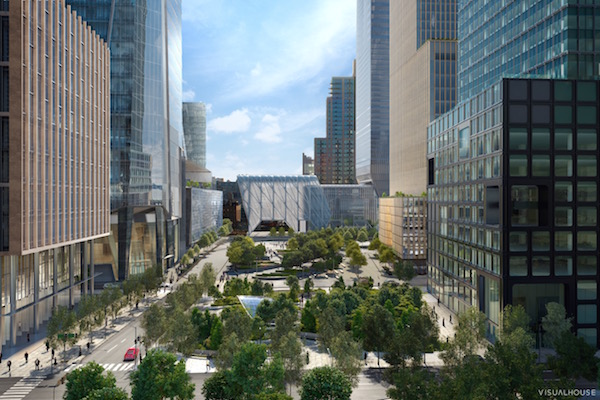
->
538, 388, 596, 397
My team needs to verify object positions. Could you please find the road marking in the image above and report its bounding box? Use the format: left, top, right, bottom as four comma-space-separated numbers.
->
0, 377, 43, 399
106, 344, 118, 353
104, 363, 115, 371
121, 338, 126, 343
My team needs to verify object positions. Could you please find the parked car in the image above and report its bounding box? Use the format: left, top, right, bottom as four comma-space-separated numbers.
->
124, 347, 139, 361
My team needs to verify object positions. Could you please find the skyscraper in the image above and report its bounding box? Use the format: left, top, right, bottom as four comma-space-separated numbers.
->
427, 0, 600, 345
65, 0, 185, 279
0, 1, 110, 349
314, 70, 356, 185
380, 0, 457, 262
302, 153, 314, 175
183, 102, 207, 169
355, 0, 389, 197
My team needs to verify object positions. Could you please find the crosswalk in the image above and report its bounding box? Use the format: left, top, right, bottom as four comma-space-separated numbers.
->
65, 362, 136, 373
0, 377, 44, 399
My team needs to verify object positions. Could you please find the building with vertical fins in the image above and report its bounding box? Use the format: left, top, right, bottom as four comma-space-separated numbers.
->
427, 0, 600, 345
314, 65, 356, 185
355, 0, 389, 197
380, 0, 457, 264
183, 102, 212, 185
0, 0, 110, 350
65, 0, 186, 280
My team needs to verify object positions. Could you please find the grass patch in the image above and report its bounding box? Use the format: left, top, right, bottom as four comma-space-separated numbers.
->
212, 296, 240, 306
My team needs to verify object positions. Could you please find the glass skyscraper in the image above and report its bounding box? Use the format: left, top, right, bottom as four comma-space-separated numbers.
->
459, 0, 600, 102
355, 0, 389, 197
183, 102, 207, 169
66, 0, 185, 279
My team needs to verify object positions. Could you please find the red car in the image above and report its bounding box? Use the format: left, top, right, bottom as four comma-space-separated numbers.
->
123, 347, 139, 362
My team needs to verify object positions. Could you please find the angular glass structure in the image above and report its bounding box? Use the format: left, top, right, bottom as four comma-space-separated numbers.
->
356, 0, 389, 197
237, 176, 331, 234
185, 188, 223, 246
321, 185, 379, 227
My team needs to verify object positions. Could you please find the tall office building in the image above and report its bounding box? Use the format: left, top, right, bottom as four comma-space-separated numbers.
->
0, 1, 110, 349
183, 102, 207, 169
380, 1, 457, 260
314, 69, 356, 185
355, 0, 389, 197
427, 1, 600, 345
66, 0, 185, 279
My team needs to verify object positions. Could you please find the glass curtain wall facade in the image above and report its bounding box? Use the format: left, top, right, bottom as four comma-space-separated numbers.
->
185, 188, 223, 246
237, 176, 331, 234
355, 0, 389, 197
321, 185, 378, 228
428, 78, 600, 347
459, 0, 600, 102
0, 1, 110, 350
183, 102, 207, 169
314, 75, 356, 185
66, 0, 184, 279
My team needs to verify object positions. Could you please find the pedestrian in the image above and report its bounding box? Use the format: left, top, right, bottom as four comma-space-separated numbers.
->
45, 340, 50, 352
78, 347, 82, 357
51, 349, 55, 359
364, 352, 367, 366
450, 315, 452, 323
24, 352, 28, 363
442, 318, 445, 327
86, 342, 90, 351
437, 298, 440, 305
0, 352, 2, 363
27, 333, 30, 342
35, 359, 40, 370
136, 301, 139, 309
7, 360, 11, 372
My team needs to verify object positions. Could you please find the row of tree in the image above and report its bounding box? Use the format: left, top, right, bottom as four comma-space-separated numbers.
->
63, 349, 195, 400
141, 264, 217, 355
369, 238, 416, 281
47, 265, 164, 357
269, 226, 294, 237
226, 236, 266, 266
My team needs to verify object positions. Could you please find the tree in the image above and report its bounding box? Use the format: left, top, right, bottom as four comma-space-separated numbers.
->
83, 387, 129, 400
207, 317, 223, 350
300, 366, 352, 400
378, 246, 395, 267
169, 308, 196, 356
362, 303, 396, 367
222, 306, 253, 343
274, 331, 303, 393
303, 278, 314, 297
142, 303, 167, 347
330, 331, 362, 387
387, 366, 436, 400
270, 308, 298, 351
65, 362, 117, 400
229, 343, 285, 399
393, 259, 416, 281
356, 230, 368, 242
317, 305, 345, 352
47, 305, 77, 356
548, 330, 598, 381
440, 307, 487, 368
287, 237, 299, 251
199, 263, 216, 296
278, 227, 286, 236
542, 302, 572, 348
202, 371, 234, 400
287, 227, 295, 237
285, 275, 300, 301
181, 254, 191, 267
130, 349, 195, 400
367, 237, 381, 251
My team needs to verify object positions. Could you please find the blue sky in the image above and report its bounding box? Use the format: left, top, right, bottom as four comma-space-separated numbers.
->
181, 0, 356, 181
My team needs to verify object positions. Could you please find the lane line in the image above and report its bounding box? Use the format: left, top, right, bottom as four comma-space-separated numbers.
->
106, 344, 118, 353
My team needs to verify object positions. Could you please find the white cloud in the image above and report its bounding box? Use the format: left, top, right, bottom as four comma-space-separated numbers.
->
208, 108, 251, 133
205, 103, 213, 114
182, 89, 196, 102
254, 114, 282, 143
250, 63, 262, 77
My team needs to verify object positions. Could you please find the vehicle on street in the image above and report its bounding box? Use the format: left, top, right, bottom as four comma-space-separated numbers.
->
124, 347, 139, 361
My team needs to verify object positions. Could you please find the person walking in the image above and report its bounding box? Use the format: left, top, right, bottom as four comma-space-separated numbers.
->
7, 360, 11, 372
35, 359, 40, 370
24, 352, 28, 363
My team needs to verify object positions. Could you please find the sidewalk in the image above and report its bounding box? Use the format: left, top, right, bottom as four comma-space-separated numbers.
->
1, 287, 174, 379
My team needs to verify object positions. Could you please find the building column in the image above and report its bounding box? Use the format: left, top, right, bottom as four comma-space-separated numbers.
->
9, 256, 16, 346
90, 239, 95, 295
69, 244, 74, 308
82, 242, 89, 295
52, 249, 58, 309
33, 252, 40, 332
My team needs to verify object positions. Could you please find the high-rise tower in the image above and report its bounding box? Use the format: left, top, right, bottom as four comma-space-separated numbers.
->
355, 0, 389, 197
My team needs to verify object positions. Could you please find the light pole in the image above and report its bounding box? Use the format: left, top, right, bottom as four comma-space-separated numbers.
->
134, 327, 138, 369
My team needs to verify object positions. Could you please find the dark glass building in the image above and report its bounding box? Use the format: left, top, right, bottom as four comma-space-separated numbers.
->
355, 0, 389, 197
66, 0, 185, 279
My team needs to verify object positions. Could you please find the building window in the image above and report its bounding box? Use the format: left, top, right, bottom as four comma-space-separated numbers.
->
511, 185, 544, 226
577, 305, 597, 324
577, 231, 596, 251
577, 182, 596, 202
578, 281, 597, 300
578, 256, 597, 276
555, 207, 573, 227
555, 81, 572, 101
577, 207, 597, 226
577, 129, 597, 151
509, 128, 527, 150
555, 256, 573, 276
532, 256, 550, 276
555, 182, 573, 202
532, 128, 550, 150
555, 156, 573, 177
555, 129, 573, 150
555, 231, 573, 251
555, 106, 572, 124
577, 156, 596, 177
532, 155, 550, 176
509, 232, 527, 251
509, 155, 527, 177
532, 231, 550, 251
509, 256, 528, 276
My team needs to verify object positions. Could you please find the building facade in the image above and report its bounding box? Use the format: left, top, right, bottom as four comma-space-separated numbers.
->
355, 0, 389, 197
183, 102, 207, 169
237, 176, 331, 234
321, 185, 378, 227
314, 72, 356, 185
381, 0, 457, 258
65, 0, 185, 280
0, 0, 110, 349
458, 0, 600, 102
428, 78, 600, 347
302, 153, 314, 176
185, 188, 223, 247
